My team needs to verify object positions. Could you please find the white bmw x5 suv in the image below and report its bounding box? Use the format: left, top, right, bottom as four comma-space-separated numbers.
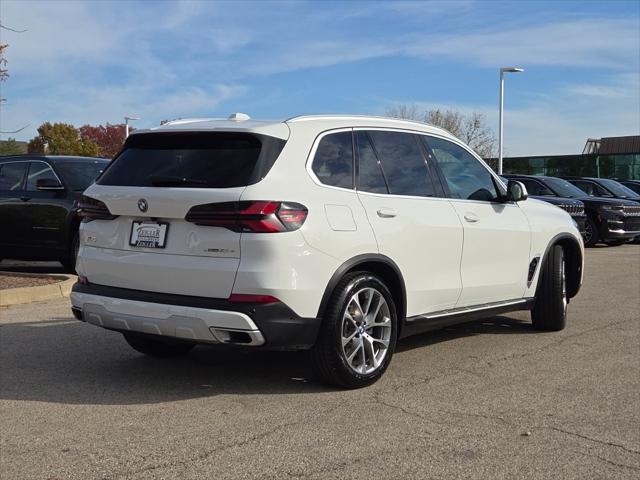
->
71, 114, 583, 388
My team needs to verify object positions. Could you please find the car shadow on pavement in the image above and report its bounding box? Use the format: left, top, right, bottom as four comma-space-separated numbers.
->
0, 315, 534, 405
397, 315, 535, 353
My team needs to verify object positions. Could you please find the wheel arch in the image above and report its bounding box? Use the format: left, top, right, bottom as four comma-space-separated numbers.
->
317, 254, 407, 334
538, 233, 583, 299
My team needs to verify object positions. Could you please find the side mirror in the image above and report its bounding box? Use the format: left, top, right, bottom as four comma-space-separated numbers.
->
36, 178, 65, 191
507, 180, 528, 202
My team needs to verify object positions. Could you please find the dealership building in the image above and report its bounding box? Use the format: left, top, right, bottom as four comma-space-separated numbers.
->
501, 135, 640, 180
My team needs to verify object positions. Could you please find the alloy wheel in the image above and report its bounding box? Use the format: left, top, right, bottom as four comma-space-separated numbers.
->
584, 222, 593, 245
340, 287, 392, 375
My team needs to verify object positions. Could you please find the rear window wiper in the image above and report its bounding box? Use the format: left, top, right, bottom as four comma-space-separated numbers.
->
149, 175, 208, 187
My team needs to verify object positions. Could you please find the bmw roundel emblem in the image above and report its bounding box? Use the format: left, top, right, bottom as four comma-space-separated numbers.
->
138, 198, 148, 212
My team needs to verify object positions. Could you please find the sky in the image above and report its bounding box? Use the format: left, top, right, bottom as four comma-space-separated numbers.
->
0, 0, 638, 156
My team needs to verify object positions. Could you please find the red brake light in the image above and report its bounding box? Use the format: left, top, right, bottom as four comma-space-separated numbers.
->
78, 195, 118, 221
185, 201, 307, 233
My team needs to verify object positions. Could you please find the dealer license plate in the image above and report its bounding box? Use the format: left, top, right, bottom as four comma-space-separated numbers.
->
129, 221, 168, 248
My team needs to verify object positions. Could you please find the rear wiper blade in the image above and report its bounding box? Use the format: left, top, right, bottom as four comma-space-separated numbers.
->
149, 175, 208, 186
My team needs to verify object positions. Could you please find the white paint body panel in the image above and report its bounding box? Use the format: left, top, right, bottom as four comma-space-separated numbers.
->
77, 115, 583, 344
358, 192, 463, 315
450, 199, 531, 306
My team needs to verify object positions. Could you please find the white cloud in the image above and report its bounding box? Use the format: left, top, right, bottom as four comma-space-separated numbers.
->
379, 72, 640, 157
1, 0, 638, 148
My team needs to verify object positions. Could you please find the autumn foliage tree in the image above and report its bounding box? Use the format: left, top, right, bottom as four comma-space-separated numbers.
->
27, 122, 100, 156
79, 123, 128, 158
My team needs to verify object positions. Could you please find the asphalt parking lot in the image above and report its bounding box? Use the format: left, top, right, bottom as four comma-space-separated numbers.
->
1, 246, 639, 480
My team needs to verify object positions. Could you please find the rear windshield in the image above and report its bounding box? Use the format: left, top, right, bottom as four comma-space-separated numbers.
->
98, 132, 286, 188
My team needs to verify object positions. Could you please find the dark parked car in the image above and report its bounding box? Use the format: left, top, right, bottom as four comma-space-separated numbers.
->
500, 175, 587, 235
562, 177, 640, 204
618, 179, 640, 195
0, 155, 109, 269
504, 175, 640, 247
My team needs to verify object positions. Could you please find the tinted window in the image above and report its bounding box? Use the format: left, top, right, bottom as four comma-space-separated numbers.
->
356, 132, 388, 194
99, 132, 285, 188
26, 162, 59, 191
544, 177, 588, 198
519, 179, 553, 196
597, 178, 640, 198
56, 160, 108, 191
571, 180, 610, 197
0, 162, 27, 191
312, 132, 354, 189
368, 131, 434, 197
425, 136, 498, 201
622, 182, 640, 194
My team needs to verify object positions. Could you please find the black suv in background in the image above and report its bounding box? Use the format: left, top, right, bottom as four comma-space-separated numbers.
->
0, 155, 109, 269
504, 174, 640, 247
562, 177, 640, 204
500, 175, 587, 235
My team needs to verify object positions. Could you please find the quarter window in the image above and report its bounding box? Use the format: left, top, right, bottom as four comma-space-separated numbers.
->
0, 162, 27, 191
311, 131, 354, 189
368, 131, 435, 197
425, 136, 498, 201
356, 132, 388, 194
26, 162, 59, 191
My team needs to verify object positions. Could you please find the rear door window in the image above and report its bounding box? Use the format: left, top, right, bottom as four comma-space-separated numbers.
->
0, 162, 27, 191
356, 132, 388, 194
98, 132, 285, 188
368, 131, 435, 197
311, 131, 354, 189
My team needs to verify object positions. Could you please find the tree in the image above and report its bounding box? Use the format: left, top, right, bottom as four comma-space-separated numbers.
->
27, 122, 100, 156
79, 123, 128, 158
386, 104, 497, 160
0, 138, 25, 155
1, 23, 29, 134
0, 43, 8, 83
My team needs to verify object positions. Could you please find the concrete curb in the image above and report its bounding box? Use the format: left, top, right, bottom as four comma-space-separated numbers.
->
0, 275, 77, 307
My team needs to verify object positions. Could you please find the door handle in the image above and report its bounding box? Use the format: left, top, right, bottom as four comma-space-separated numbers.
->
20, 196, 31, 202
376, 208, 397, 218
463, 213, 479, 223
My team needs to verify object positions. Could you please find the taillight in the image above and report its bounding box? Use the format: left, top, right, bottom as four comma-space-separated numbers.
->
77, 195, 118, 221
185, 201, 308, 233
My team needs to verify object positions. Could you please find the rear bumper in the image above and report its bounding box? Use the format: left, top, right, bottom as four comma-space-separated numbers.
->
71, 283, 320, 350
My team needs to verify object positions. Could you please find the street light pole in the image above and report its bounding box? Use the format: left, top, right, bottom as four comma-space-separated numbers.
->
498, 67, 523, 174
124, 116, 141, 139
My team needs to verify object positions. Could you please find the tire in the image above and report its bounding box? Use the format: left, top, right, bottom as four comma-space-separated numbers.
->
583, 217, 599, 247
123, 332, 195, 358
60, 232, 79, 272
309, 272, 398, 389
531, 245, 567, 332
